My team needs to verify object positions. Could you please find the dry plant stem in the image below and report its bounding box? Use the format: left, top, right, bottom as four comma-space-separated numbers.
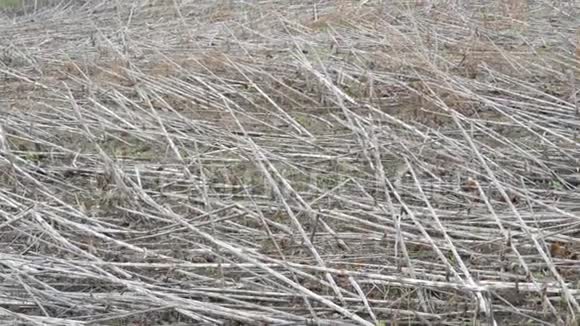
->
348, 276, 378, 324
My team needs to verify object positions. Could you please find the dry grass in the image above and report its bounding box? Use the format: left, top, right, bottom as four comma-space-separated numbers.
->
0, 1, 579, 325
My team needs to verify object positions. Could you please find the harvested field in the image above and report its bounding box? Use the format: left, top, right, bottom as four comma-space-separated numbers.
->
0, 0, 579, 325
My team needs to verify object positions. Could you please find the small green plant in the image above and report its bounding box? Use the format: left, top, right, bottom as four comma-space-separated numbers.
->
549, 180, 563, 190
